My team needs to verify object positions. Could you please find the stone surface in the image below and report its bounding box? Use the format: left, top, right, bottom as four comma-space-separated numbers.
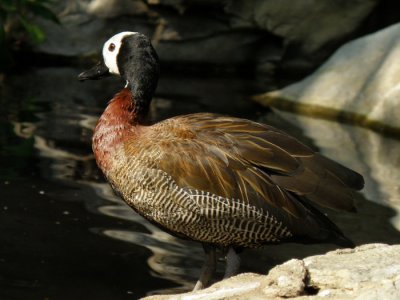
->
87, 0, 149, 18
34, 0, 275, 68
225, 0, 378, 70
35, 0, 156, 57
304, 244, 400, 298
254, 22, 400, 132
262, 259, 306, 298
226, 0, 378, 54
142, 244, 400, 299
32, 0, 393, 73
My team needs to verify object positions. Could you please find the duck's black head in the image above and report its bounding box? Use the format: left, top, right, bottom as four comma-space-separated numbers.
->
78, 32, 160, 116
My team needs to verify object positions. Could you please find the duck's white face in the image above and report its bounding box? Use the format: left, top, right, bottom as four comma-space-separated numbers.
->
102, 31, 137, 75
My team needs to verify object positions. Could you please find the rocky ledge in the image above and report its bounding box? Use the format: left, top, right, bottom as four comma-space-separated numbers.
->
254, 23, 400, 136
143, 243, 400, 300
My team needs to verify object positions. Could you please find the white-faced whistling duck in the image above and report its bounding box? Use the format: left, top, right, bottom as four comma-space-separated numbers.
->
78, 32, 364, 290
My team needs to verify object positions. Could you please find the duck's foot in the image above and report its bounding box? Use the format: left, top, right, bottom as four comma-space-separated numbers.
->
193, 244, 216, 291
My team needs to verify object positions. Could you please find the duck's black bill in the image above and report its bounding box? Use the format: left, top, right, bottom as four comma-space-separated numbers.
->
78, 61, 110, 81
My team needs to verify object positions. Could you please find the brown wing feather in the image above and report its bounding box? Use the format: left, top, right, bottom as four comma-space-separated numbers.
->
126, 113, 363, 219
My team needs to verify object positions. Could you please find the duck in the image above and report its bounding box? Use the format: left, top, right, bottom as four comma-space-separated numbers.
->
78, 31, 364, 291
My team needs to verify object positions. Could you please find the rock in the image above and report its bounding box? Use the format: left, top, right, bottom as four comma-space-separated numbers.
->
262, 259, 306, 298
142, 244, 400, 299
254, 22, 400, 133
87, 0, 149, 18
146, 0, 223, 14
225, 0, 378, 67
157, 31, 275, 65
34, 0, 276, 69
35, 0, 156, 57
304, 244, 400, 299
32, 0, 400, 75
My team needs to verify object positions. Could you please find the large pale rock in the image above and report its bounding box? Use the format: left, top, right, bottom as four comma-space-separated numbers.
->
304, 244, 400, 298
143, 244, 400, 300
254, 23, 400, 132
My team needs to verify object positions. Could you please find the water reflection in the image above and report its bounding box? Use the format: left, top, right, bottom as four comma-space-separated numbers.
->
1, 67, 400, 297
88, 181, 204, 293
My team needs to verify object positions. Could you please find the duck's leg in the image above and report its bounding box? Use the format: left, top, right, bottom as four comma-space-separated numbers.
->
223, 247, 241, 279
193, 244, 217, 291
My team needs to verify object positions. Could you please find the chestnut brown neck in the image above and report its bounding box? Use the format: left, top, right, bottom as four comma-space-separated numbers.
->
92, 88, 143, 171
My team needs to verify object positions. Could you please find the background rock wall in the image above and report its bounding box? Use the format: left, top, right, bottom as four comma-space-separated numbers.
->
29, 0, 400, 78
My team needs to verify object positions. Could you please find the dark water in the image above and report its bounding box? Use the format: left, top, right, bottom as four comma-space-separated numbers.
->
1, 67, 400, 300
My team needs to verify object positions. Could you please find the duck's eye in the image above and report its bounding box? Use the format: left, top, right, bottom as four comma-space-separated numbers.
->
108, 43, 116, 52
